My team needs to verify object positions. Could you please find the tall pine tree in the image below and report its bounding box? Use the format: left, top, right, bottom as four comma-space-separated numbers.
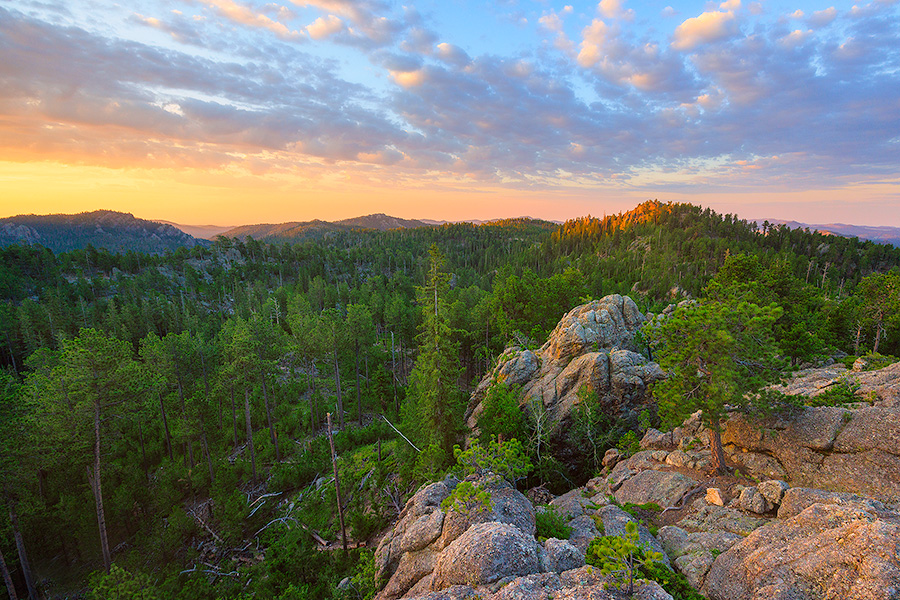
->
407, 245, 464, 463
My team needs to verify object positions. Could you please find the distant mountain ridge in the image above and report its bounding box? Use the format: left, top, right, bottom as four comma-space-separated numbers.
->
0, 210, 205, 254
153, 220, 235, 240
217, 213, 561, 242
220, 213, 433, 242
754, 219, 900, 247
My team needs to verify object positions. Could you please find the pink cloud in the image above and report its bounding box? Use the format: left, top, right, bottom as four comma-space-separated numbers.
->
672, 9, 738, 50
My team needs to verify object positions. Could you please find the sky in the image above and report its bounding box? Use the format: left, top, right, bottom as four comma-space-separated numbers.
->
0, 0, 898, 227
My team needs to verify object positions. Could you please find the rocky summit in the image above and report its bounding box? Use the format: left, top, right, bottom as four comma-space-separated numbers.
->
465, 295, 664, 465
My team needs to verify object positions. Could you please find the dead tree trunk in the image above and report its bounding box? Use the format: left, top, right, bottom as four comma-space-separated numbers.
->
89, 400, 111, 573
0, 545, 17, 600
709, 420, 728, 476
9, 505, 36, 599
326, 413, 347, 553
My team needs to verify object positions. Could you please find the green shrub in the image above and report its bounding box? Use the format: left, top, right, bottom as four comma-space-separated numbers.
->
642, 562, 707, 600
616, 430, 641, 457
89, 564, 160, 600
535, 504, 573, 541
337, 549, 383, 600
440, 480, 492, 516
859, 352, 898, 371
452, 437, 532, 485
585, 522, 663, 596
805, 377, 860, 407
477, 383, 527, 444
586, 522, 706, 600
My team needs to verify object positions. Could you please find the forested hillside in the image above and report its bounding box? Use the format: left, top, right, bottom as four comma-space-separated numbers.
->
0, 211, 204, 254
1, 201, 899, 599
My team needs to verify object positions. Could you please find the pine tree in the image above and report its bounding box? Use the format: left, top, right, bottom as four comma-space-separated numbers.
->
643, 299, 782, 474
407, 245, 463, 462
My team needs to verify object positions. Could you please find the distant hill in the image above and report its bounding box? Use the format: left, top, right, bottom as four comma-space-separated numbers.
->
221, 213, 433, 242
154, 220, 235, 240
754, 219, 900, 247
0, 210, 205, 254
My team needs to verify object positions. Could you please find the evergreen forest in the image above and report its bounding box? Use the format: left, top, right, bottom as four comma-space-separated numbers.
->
2, 201, 899, 599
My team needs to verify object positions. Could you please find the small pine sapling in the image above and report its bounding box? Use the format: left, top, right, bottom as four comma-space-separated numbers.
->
586, 521, 664, 597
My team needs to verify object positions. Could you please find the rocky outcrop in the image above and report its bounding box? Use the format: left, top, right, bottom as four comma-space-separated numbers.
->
772, 361, 900, 408
705, 502, 900, 600
465, 295, 664, 465
657, 526, 743, 590
375, 468, 680, 600
432, 522, 540, 589
638, 366, 900, 503
540, 538, 584, 573
403, 566, 674, 600
375, 476, 536, 600
721, 405, 900, 502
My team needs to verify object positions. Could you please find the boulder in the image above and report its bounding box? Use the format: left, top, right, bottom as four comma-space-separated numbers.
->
376, 481, 451, 583
597, 505, 670, 567
549, 488, 593, 520
705, 488, 725, 507
777, 487, 887, 520
431, 522, 540, 589
602, 448, 621, 467
614, 470, 699, 508
739, 487, 772, 514
665, 450, 691, 467
705, 502, 900, 600
656, 525, 745, 590
677, 504, 770, 537
566, 514, 600, 554
417, 567, 674, 600
379, 550, 437, 600
640, 428, 674, 450
438, 478, 535, 548
397, 510, 445, 554
540, 538, 585, 573
757, 480, 789, 506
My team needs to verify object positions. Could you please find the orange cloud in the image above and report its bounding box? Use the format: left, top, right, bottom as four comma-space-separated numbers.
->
305, 14, 343, 39
672, 9, 737, 50
198, 0, 300, 39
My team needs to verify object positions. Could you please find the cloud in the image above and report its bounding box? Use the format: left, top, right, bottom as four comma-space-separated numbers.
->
390, 69, 427, 88
577, 19, 615, 67
575, 18, 698, 98
672, 9, 739, 50
0, 7, 407, 168
2, 0, 899, 200
435, 43, 470, 67
195, 0, 301, 39
539, 8, 575, 53
779, 29, 813, 47
290, 0, 405, 47
305, 14, 344, 39
598, 0, 634, 21
808, 7, 838, 27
